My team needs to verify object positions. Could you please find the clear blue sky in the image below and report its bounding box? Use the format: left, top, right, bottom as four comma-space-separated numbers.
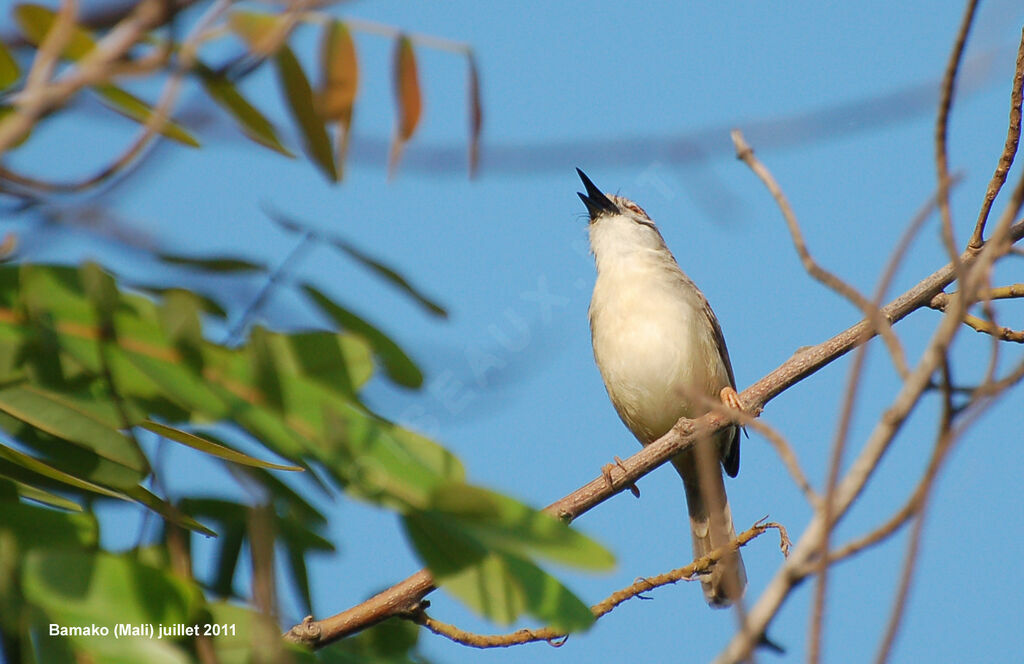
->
5, 1, 1024, 662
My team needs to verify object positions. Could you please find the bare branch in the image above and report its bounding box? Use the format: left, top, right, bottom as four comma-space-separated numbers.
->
935, 0, 979, 265
412, 521, 787, 649
717, 198, 1024, 663
928, 292, 1024, 342
972, 28, 1024, 248
731, 129, 910, 380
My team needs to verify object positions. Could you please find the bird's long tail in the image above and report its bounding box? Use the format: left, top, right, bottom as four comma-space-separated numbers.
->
672, 440, 747, 607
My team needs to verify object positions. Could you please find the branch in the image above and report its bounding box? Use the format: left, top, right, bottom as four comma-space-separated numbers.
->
731, 130, 910, 380
935, 0, 978, 267
928, 292, 1024, 342
285, 210, 1024, 649
715, 181, 1024, 663
971, 28, 1024, 248
413, 521, 789, 649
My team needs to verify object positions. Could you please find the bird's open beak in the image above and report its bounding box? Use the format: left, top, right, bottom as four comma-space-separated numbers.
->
576, 168, 618, 219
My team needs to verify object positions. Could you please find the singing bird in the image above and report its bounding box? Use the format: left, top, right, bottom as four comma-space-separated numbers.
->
578, 168, 746, 606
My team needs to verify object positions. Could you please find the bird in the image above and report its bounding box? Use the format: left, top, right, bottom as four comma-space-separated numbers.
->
577, 167, 746, 607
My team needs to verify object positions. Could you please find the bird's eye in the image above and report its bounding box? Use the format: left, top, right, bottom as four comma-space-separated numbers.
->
623, 201, 649, 218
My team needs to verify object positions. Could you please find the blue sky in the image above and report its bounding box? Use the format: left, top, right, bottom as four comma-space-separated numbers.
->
5, 1, 1024, 662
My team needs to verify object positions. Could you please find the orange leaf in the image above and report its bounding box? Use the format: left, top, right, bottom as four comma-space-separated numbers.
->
388, 35, 422, 177
320, 19, 358, 178
319, 20, 358, 120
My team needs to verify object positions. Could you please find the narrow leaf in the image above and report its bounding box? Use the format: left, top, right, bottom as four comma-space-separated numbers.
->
139, 421, 303, 471
7, 478, 82, 511
23, 550, 204, 634
0, 385, 148, 473
92, 85, 200, 147
0, 444, 129, 500
124, 485, 216, 537
1, 500, 96, 547
431, 483, 615, 570
265, 209, 446, 317
388, 35, 422, 177
228, 10, 286, 57
319, 20, 359, 119
320, 20, 358, 178
275, 46, 338, 182
467, 51, 482, 177
335, 241, 447, 318
404, 517, 595, 631
0, 42, 19, 91
14, 4, 96, 60
156, 251, 264, 272
198, 65, 293, 157
303, 284, 423, 388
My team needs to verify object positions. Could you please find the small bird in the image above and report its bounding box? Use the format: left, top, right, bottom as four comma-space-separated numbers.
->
578, 168, 746, 607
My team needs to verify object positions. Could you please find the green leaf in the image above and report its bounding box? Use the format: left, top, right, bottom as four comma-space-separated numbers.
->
334, 241, 447, 318
123, 485, 216, 537
6, 477, 82, 511
467, 51, 482, 177
130, 284, 228, 319
79, 260, 119, 325
23, 550, 202, 660
266, 210, 447, 317
156, 252, 264, 272
139, 420, 302, 471
424, 483, 614, 571
404, 517, 595, 632
210, 523, 244, 598
14, 3, 97, 60
207, 600, 319, 664
278, 329, 371, 394
303, 284, 423, 388
0, 42, 19, 91
0, 500, 97, 549
0, 385, 148, 474
198, 65, 294, 157
228, 10, 286, 57
0, 445, 129, 500
91, 85, 200, 147
248, 325, 285, 410
320, 405, 466, 509
158, 289, 203, 350
275, 45, 338, 182
336, 616, 421, 662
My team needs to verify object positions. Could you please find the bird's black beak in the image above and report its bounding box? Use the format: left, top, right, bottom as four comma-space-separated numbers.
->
576, 168, 618, 219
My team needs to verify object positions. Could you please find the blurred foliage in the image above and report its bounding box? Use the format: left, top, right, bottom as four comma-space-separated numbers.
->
0, 2, 483, 195
0, 2, 608, 663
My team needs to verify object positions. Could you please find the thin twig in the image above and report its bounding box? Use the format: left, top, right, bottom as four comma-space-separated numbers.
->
731, 130, 910, 380
935, 0, 978, 267
686, 386, 819, 507
928, 292, 1024, 342
413, 521, 787, 649
225, 230, 315, 344
972, 28, 1024, 248
287, 217, 1024, 651
716, 205, 1024, 664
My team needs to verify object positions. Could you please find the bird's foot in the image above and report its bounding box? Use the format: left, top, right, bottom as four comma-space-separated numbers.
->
601, 456, 640, 497
719, 386, 743, 413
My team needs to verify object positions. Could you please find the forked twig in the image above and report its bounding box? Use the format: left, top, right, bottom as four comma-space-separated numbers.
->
731, 130, 910, 380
